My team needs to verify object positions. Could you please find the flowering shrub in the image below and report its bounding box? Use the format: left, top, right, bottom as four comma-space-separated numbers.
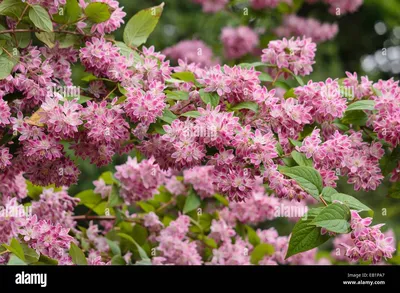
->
0, 0, 398, 266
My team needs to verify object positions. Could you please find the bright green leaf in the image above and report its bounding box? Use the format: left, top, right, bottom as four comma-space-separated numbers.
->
311, 203, 351, 234
123, 3, 164, 47
251, 243, 275, 264
278, 166, 323, 200
84, 2, 111, 23
29, 5, 53, 32
69, 243, 87, 265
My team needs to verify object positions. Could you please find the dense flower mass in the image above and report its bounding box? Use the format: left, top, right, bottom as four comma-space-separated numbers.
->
192, 0, 229, 13
163, 40, 217, 67
220, 26, 259, 59
275, 15, 338, 43
0, 0, 396, 268
340, 211, 395, 264
261, 37, 317, 76
115, 157, 166, 204
305, 0, 364, 15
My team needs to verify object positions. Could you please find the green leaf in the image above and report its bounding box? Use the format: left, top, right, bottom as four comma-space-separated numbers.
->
231, 101, 258, 112
0, 0, 26, 18
246, 225, 261, 246
202, 236, 217, 249
52, 0, 81, 24
3, 238, 25, 261
183, 189, 201, 214
278, 166, 323, 200
84, 2, 111, 23
388, 182, 400, 199
123, 3, 164, 47
259, 72, 273, 82
346, 100, 375, 112
213, 193, 229, 206
159, 109, 177, 124
288, 138, 302, 147
111, 255, 126, 265
75, 189, 108, 215
321, 186, 338, 200
380, 146, 400, 176
171, 71, 196, 83
284, 88, 296, 99
99, 171, 114, 185
326, 193, 371, 212
285, 217, 330, 259
0, 55, 15, 80
21, 244, 39, 264
15, 23, 31, 48
29, 5, 53, 32
118, 233, 149, 260
238, 62, 265, 69
137, 201, 155, 213
35, 31, 55, 48
311, 203, 351, 233
115, 41, 142, 63
199, 89, 220, 107
132, 225, 148, 246
180, 111, 201, 118
165, 90, 189, 101
282, 68, 304, 86
108, 184, 123, 207
274, 81, 291, 90
69, 243, 87, 265
250, 244, 275, 264
341, 110, 368, 126
7, 254, 26, 265
106, 239, 121, 256
291, 151, 313, 167
36, 254, 58, 265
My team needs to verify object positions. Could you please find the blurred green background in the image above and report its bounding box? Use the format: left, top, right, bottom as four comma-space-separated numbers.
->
70, 0, 400, 248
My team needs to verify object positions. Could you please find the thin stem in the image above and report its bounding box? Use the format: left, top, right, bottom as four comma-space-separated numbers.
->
15, 4, 30, 28
0, 249, 10, 255
271, 70, 282, 86
156, 199, 175, 213
72, 215, 141, 223
103, 85, 118, 101
319, 194, 328, 206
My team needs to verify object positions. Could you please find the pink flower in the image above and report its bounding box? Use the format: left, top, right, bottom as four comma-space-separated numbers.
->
78, 0, 126, 34
115, 157, 165, 204
163, 40, 217, 67
193, 0, 228, 13
221, 26, 259, 59
261, 36, 316, 76
275, 15, 338, 43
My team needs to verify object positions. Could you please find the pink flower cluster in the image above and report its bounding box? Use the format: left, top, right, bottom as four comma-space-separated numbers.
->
298, 129, 384, 190
163, 40, 217, 67
340, 211, 395, 264
220, 26, 259, 60
80, 37, 133, 82
0, 198, 74, 264
294, 78, 347, 123
369, 78, 400, 147
78, 0, 126, 34
305, 0, 363, 14
183, 166, 215, 198
192, 0, 228, 13
275, 15, 338, 43
31, 187, 79, 229
153, 215, 203, 265
261, 36, 316, 76
115, 157, 166, 204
